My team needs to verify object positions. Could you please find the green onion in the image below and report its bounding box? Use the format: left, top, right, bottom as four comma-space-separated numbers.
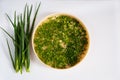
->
0, 3, 41, 73
6, 39, 15, 69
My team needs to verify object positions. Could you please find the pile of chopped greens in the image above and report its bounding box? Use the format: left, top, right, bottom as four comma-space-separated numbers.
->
33, 15, 89, 69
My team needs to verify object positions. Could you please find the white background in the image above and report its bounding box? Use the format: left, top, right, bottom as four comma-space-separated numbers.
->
0, 0, 120, 80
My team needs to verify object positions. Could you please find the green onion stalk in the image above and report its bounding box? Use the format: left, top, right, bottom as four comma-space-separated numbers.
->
0, 3, 41, 73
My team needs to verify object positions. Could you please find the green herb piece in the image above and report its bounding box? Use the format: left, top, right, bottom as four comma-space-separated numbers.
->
6, 39, 15, 69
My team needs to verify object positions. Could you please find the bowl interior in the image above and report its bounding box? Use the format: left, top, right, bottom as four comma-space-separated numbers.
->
32, 13, 90, 69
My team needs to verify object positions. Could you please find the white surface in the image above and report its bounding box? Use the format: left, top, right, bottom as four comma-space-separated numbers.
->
0, 0, 120, 80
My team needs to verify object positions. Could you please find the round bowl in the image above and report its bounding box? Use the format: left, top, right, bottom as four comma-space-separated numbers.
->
32, 13, 90, 69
